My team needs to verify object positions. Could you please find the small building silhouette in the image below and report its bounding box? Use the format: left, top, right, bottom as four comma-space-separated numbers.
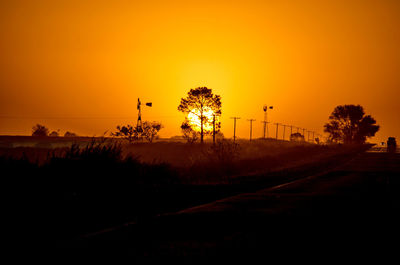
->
290, 132, 305, 142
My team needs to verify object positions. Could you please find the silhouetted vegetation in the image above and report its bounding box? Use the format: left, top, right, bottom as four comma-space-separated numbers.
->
4, 139, 177, 242
112, 121, 163, 143
112, 124, 138, 142
64, 131, 77, 137
178, 87, 222, 143
32, 124, 49, 136
324, 104, 379, 144
49, 130, 59, 137
2, 137, 372, 245
141, 121, 163, 142
181, 119, 200, 143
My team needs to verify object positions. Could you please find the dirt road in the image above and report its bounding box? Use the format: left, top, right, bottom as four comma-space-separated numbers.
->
66, 152, 400, 263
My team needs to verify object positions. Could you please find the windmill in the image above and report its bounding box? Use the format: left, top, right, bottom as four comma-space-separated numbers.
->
262, 105, 273, 138
136, 98, 152, 133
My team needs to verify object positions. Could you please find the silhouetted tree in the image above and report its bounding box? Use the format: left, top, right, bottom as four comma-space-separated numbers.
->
32, 124, 49, 137
178, 87, 222, 143
141, 121, 163, 143
49, 131, 59, 137
64, 131, 78, 137
324, 104, 379, 144
112, 125, 138, 143
181, 119, 199, 144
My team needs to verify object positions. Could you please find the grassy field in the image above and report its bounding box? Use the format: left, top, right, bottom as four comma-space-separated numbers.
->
1, 136, 371, 245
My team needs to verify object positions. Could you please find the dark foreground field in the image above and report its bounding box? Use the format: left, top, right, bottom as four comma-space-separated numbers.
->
3, 138, 397, 262
61, 151, 400, 264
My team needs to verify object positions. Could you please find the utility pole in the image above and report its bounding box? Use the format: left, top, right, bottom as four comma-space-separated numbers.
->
261, 121, 269, 139
230, 117, 240, 143
247, 119, 256, 141
282, 124, 287, 140
213, 115, 216, 145
290, 125, 293, 137
312, 131, 315, 143
274, 123, 281, 139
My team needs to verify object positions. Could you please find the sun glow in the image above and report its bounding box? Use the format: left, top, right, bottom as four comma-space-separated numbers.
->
187, 108, 216, 132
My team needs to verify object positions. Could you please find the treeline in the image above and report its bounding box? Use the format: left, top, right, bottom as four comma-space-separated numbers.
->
32, 124, 77, 137
31, 121, 164, 143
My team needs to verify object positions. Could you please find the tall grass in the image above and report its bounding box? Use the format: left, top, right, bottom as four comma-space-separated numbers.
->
62, 140, 122, 162
175, 139, 370, 184
2, 138, 371, 241
3, 139, 178, 240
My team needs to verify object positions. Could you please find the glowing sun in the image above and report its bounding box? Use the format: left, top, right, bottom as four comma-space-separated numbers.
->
187, 108, 216, 132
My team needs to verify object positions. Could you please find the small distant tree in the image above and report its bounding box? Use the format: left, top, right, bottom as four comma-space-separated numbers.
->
32, 124, 49, 137
111, 125, 138, 143
49, 130, 59, 137
324, 104, 379, 144
64, 131, 78, 137
141, 121, 163, 143
181, 120, 199, 144
178, 87, 222, 143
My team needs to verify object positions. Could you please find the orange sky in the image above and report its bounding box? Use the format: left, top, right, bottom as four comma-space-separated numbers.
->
0, 0, 399, 142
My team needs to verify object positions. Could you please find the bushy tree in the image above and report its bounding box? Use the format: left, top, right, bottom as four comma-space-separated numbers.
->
181, 119, 199, 144
178, 87, 222, 143
32, 124, 49, 137
112, 125, 138, 143
112, 122, 163, 143
141, 121, 163, 143
324, 104, 379, 144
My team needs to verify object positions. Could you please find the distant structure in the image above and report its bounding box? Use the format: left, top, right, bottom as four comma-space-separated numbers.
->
387, 137, 397, 153
247, 119, 256, 141
262, 105, 273, 139
136, 98, 152, 133
290, 132, 305, 142
230, 117, 241, 142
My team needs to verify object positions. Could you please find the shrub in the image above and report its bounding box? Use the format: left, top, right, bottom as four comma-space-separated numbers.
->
64, 131, 77, 137
32, 124, 49, 137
